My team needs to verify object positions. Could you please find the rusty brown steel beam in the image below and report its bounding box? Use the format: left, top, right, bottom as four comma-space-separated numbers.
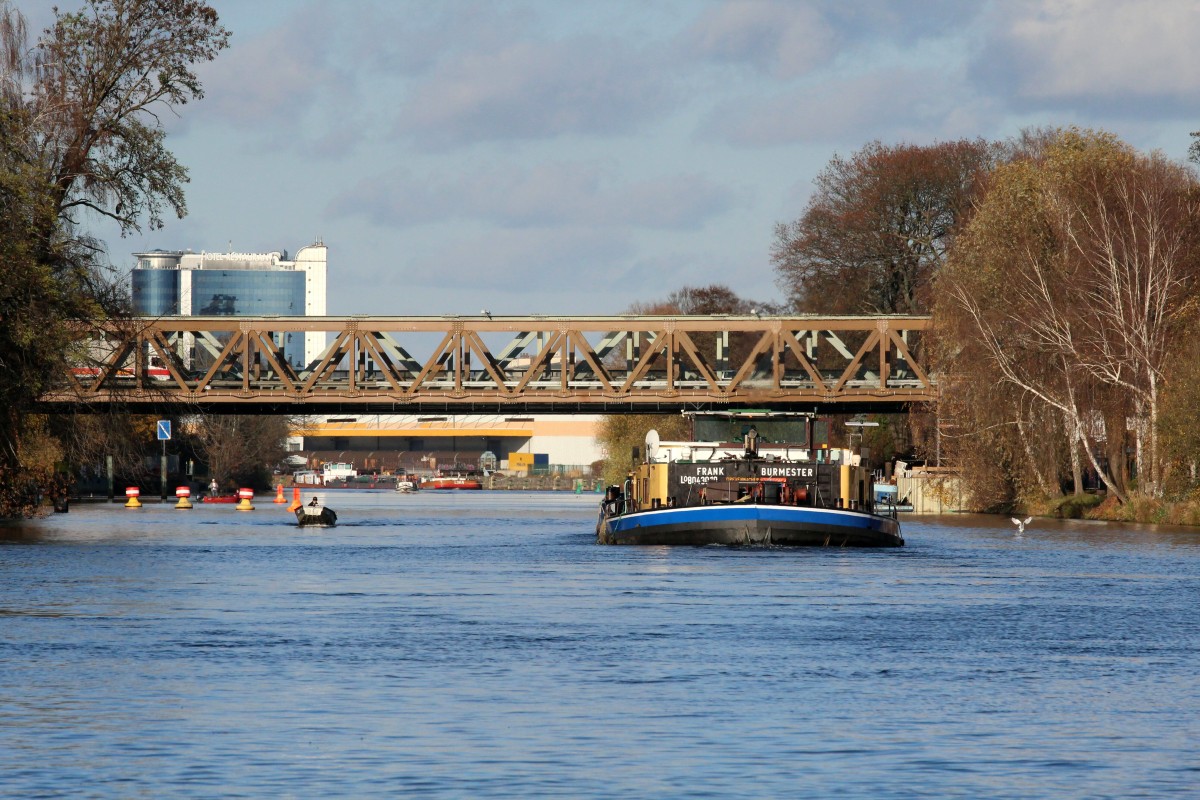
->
41, 315, 936, 414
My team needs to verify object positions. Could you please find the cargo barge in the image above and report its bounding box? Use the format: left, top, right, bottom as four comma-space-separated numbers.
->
597, 417, 902, 548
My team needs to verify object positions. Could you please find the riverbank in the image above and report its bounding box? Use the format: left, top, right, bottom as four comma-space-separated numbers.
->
1031, 492, 1200, 527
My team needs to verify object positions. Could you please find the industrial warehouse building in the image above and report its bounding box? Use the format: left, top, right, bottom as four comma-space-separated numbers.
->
296, 414, 603, 476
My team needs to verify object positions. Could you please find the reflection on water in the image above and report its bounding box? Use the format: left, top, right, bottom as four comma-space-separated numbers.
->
1, 494, 1198, 798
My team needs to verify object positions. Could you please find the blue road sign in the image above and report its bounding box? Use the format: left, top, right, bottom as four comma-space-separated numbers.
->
156, 420, 171, 441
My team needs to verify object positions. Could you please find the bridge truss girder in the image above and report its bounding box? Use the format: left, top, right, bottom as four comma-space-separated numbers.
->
47, 315, 935, 414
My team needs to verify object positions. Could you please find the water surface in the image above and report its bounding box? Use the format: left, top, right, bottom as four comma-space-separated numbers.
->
2, 492, 1198, 797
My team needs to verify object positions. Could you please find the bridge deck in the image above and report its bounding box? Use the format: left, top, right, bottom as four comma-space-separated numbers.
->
46, 315, 934, 414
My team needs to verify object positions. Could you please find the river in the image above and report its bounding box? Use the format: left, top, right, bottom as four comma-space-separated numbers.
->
1, 492, 1197, 798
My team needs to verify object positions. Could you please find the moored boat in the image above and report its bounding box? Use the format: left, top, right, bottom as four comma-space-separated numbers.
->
599, 501, 901, 546
873, 481, 914, 513
321, 474, 398, 490
597, 419, 903, 548
424, 471, 483, 490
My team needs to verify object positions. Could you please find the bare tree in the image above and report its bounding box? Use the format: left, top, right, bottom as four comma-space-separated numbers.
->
193, 415, 293, 491
1050, 152, 1200, 495
936, 129, 1200, 504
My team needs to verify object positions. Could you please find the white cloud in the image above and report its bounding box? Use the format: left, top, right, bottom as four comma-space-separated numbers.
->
701, 68, 985, 146
972, 0, 1200, 115
419, 227, 636, 290
683, 0, 837, 79
393, 36, 677, 147
327, 162, 733, 230
198, 5, 345, 128
351, 1, 533, 76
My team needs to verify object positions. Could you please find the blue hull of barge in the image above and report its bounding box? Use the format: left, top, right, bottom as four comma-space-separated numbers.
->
597, 504, 903, 547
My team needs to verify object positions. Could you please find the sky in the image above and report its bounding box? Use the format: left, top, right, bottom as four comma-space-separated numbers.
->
27, 0, 1200, 317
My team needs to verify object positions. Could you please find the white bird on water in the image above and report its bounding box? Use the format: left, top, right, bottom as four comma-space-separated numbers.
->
1011, 516, 1032, 535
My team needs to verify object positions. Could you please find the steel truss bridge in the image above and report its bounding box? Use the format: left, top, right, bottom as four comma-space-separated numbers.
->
45, 315, 935, 414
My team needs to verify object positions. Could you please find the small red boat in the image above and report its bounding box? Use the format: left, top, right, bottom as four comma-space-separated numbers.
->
201, 495, 239, 504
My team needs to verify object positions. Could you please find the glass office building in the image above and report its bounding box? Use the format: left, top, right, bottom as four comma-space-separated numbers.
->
130, 244, 328, 368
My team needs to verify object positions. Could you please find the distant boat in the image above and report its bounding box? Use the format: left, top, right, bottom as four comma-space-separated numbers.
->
322, 475, 398, 490
424, 469, 482, 490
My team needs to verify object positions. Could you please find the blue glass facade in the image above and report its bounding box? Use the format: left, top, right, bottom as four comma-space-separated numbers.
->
131, 268, 309, 367
191, 271, 307, 367
131, 270, 181, 316
190, 270, 305, 316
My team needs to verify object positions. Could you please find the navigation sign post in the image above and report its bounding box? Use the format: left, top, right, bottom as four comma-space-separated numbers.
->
157, 420, 171, 501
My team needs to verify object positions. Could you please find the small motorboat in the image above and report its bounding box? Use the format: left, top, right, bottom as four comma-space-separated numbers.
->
295, 495, 337, 527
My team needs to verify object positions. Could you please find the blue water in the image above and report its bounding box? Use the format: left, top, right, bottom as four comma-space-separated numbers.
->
2, 492, 1198, 798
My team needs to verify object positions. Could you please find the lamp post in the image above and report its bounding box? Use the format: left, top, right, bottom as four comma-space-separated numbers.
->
845, 418, 880, 453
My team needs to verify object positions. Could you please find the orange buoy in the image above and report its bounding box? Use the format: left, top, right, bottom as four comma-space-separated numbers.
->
287, 486, 301, 512
274, 483, 286, 503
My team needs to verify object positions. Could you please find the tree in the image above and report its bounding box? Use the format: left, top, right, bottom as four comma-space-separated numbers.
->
193, 415, 294, 491
26, 0, 229, 239
597, 413, 690, 487
0, 0, 228, 516
935, 129, 1200, 505
773, 139, 994, 315
1157, 330, 1200, 496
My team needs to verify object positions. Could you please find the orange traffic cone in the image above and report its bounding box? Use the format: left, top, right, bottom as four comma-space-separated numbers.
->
274, 483, 286, 503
